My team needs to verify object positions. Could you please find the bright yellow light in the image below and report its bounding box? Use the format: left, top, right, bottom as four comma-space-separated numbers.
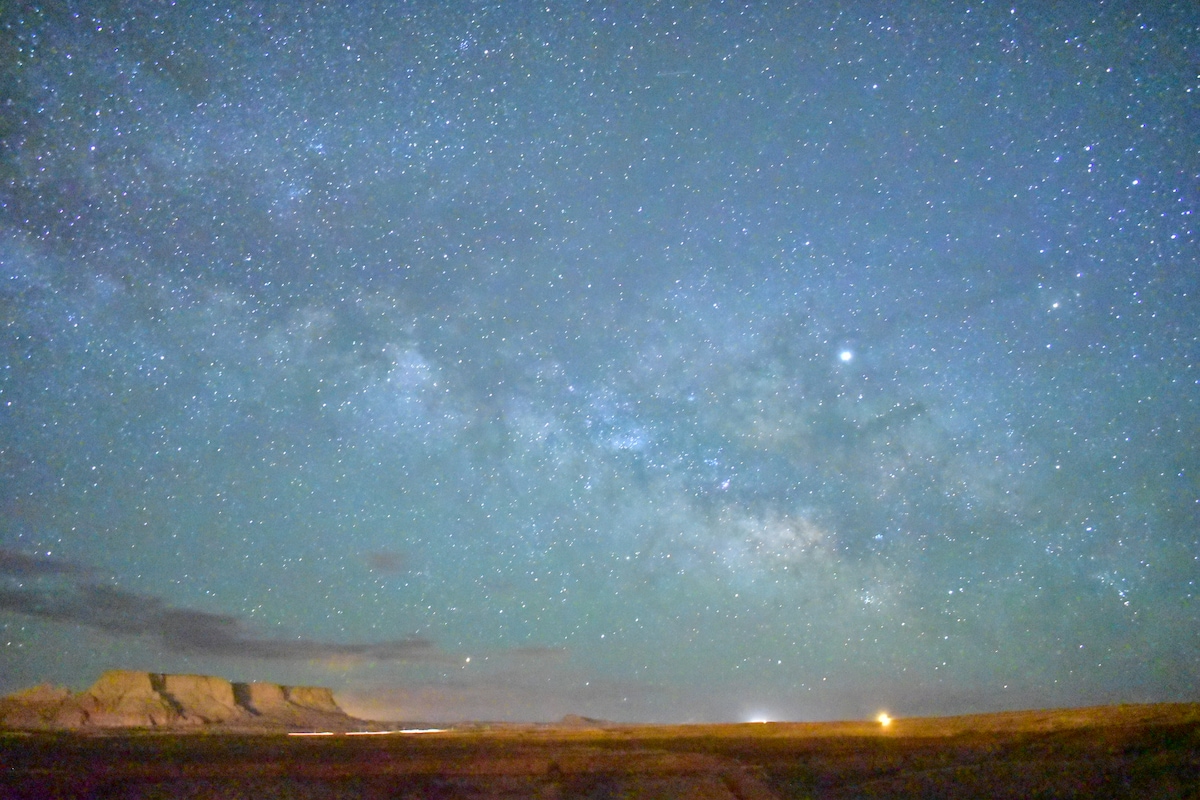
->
876, 712, 893, 727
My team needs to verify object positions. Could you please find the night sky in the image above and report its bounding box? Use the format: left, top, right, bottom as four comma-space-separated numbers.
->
1, 2, 1197, 724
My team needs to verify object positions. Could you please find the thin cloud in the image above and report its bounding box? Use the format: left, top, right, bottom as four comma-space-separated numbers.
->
0, 548, 84, 578
0, 551, 441, 663
153, 605, 439, 661
363, 549, 408, 574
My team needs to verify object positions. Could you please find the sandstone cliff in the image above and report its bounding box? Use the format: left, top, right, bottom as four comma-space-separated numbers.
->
0, 671, 365, 731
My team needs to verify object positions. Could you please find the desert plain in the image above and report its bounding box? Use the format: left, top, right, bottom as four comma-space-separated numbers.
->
3, 701, 1199, 799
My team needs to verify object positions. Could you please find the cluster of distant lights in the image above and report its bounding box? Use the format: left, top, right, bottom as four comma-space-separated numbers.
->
294, 713, 895, 734
289, 729, 446, 736
744, 711, 894, 727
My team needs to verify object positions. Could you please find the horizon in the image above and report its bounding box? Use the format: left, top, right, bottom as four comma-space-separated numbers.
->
1, 2, 1196, 724
6, 667, 1197, 729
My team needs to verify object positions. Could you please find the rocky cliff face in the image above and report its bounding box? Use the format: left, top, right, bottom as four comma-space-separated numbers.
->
0, 671, 365, 731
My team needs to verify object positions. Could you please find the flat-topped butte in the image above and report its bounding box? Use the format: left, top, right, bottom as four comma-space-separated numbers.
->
0, 670, 367, 731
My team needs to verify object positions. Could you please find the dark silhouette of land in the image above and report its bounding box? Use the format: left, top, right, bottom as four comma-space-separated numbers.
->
3, 702, 1198, 798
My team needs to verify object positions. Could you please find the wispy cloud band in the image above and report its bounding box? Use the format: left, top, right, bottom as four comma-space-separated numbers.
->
0, 548, 440, 662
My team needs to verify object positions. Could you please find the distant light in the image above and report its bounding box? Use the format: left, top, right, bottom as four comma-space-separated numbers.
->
876, 712, 893, 727
290, 729, 448, 737
838, 350, 854, 363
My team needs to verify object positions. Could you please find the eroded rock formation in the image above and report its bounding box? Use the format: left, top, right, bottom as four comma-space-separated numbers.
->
0, 670, 364, 731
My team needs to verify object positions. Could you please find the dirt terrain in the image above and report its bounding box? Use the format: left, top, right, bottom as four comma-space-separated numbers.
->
2, 703, 1198, 798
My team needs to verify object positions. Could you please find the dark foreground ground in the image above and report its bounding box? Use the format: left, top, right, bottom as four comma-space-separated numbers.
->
3, 704, 1198, 799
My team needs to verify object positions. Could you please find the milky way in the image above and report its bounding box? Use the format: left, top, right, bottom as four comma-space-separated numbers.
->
1, 2, 1196, 722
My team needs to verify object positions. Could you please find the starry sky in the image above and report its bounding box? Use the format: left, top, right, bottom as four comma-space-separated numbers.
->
1, 2, 1197, 724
